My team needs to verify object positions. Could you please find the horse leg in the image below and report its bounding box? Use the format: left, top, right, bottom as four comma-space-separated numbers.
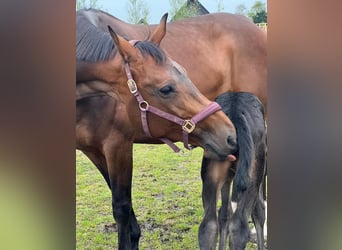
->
262, 169, 267, 201
83, 148, 141, 249
230, 169, 238, 213
199, 157, 228, 250
218, 163, 237, 250
229, 186, 257, 250
251, 190, 266, 250
251, 142, 267, 250
263, 135, 267, 201
199, 157, 219, 250
129, 208, 141, 250
82, 150, 111, 188
230, 146, 266, 249
105, 140, 140, 250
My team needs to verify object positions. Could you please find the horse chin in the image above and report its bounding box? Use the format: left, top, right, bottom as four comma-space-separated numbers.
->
203, 144, 229, 161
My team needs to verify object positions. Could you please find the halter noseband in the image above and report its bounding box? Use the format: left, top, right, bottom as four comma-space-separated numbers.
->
124, 40, 222, 152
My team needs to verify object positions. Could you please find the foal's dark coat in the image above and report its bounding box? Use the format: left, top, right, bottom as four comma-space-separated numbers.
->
199, 92, 267, 250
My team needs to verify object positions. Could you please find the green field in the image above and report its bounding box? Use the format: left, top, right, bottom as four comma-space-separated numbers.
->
76, 143, 258, 249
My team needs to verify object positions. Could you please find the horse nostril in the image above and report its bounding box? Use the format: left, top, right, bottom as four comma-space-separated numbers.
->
227, 135, 237, 148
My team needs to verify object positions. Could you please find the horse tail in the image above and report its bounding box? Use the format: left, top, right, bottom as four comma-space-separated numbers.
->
232, 112, 254, 195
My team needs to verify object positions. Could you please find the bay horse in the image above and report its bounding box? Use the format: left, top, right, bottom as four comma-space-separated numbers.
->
76, 11, 238, 250
77, 8, 267, 249
78, 9, 267, 110
199, 92, 267, 250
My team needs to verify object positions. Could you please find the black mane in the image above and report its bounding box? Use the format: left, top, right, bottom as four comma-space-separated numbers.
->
134, 41, 166, 64
76, 11, 115, 62
76, 9, 166, 64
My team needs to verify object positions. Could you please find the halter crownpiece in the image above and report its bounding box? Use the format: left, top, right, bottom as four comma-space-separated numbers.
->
124, 40, 222, 152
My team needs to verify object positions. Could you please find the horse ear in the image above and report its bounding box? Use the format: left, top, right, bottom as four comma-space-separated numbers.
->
108, 25, 136, 62
149, 13, 168, 46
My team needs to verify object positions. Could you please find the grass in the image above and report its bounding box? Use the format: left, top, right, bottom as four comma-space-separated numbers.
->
76, 143, 258, 249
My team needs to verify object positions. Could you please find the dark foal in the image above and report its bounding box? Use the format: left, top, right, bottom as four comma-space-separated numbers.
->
199, 92, 267, 250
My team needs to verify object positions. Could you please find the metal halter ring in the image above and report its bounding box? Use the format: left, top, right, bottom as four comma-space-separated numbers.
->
127, 79, 138, 94
182, 120, 195, 133
139, 101, 149, 111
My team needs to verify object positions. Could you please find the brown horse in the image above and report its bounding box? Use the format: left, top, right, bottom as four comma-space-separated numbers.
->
77, 11, 238, 250
77, 8, 267, 249
79, 9, 267, 110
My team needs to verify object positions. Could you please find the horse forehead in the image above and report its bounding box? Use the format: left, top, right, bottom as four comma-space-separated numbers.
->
138, 56, 169, 74
135, 56, 188, 83
169, 59, 187, 75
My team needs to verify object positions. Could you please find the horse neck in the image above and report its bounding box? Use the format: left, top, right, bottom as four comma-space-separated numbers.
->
76, 57, 124, 84
91, 10, 154, 40
76, 80, 113, 100
76, 58, 132, 104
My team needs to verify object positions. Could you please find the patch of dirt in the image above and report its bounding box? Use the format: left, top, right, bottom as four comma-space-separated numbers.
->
139, 218, 189, 243
140, 217, 158, 231
101, 223, 117, 233
249, 232, 268, 249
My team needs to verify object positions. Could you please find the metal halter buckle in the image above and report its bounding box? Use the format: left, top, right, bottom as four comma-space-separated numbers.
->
127, 79, 137, 94
182, 120, 195, 133
139, 101, 149, 111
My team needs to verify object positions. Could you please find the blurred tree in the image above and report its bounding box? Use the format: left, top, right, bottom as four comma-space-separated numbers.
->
76, 0, 101, 11
127, 0, 149, 24
216, 0, 224, 12
248, 1, 267, 23
235, 3, 248, 17
169, 0, 199, 21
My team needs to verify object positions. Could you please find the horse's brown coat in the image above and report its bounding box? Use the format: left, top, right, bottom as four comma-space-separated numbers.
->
86, 10, 267, 111
76, 9, 267, 249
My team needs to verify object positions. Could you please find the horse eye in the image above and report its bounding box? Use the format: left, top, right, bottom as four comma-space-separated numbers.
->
159, 84, 175, 96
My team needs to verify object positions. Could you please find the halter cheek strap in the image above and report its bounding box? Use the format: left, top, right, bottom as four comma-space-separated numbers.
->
124, 40, 222, 152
